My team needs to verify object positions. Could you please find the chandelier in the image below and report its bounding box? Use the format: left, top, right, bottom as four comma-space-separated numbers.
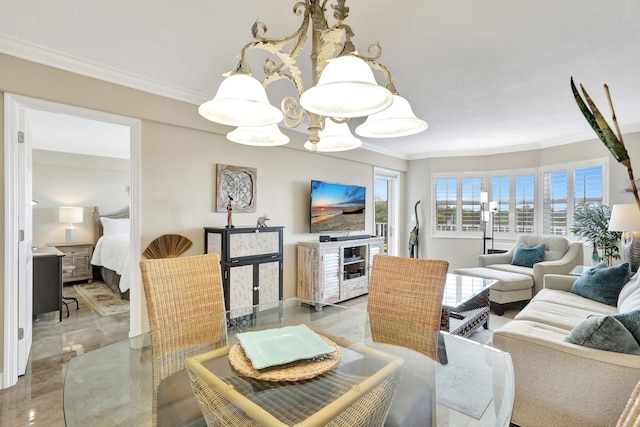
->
198, 0, 427, 152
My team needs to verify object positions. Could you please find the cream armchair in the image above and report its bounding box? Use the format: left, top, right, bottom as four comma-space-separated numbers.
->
456, 235, 584, 315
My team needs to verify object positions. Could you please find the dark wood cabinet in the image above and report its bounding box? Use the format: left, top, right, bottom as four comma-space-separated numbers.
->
204, 226, 284, 318
33, 248, 64, 322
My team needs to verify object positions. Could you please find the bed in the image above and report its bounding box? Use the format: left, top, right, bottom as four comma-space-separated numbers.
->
90, 206, 131, 300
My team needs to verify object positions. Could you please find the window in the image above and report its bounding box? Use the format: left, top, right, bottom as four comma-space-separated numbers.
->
433, 158, 607, 238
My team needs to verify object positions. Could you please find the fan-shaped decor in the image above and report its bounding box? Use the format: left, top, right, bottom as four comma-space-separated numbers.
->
143, 234, 192, 259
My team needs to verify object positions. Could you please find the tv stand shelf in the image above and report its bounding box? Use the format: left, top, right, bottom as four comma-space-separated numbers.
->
297, 237, 384, 311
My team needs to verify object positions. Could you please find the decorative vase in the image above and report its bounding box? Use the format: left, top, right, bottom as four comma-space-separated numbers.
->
591, 246, 600, 265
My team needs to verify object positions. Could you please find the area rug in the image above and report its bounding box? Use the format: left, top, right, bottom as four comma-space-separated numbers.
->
74, 283, 130, 317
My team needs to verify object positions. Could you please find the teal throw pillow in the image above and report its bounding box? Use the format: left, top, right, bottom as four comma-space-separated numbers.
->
613, 309, 640, 344
571, 262, 631, 306
511, 243, 545, 268
564, 314, 640, 354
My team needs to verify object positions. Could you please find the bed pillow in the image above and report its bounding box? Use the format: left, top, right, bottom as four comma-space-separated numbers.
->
564, 314, 640, 354
100, 217, 130, 236
511, 243, 545, 268
571, 262, 631, 306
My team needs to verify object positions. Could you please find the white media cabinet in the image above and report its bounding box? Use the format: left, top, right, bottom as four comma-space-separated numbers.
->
296, 236, 385, 310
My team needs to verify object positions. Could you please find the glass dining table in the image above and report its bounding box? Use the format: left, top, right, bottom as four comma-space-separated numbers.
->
63, 299, 514, 426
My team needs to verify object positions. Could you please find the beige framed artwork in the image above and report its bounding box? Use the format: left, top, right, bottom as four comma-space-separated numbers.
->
216, 164, 257, 213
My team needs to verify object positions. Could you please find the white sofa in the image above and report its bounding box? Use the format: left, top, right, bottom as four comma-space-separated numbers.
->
455, 235, 584, 315
492, 273, 640, 426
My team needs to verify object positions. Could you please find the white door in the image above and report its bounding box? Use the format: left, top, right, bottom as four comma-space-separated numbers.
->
17, 110, 34, 375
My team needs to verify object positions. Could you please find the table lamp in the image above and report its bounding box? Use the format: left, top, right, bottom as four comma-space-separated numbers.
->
608, 204, 640, 272
59, 207, 83, 243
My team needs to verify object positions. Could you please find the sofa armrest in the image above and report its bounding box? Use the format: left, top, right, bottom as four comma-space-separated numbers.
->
492, 321, 640, 426
478, 251, 513, 267
543, 274, 578, 291
532, 241, 584, 294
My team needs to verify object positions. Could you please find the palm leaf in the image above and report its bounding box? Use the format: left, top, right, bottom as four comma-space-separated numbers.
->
571, 77, 629, 163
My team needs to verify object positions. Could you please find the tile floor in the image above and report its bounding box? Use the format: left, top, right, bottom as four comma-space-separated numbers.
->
0, 283, 130, 427
0, 291, 517, 427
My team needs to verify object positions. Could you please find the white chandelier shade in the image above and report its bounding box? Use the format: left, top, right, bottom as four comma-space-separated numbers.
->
355, 95, 428, 138
304, 120, 362, 152
299, 56, 394, 118
198, 74, 283, 127
226, 124, 290, 146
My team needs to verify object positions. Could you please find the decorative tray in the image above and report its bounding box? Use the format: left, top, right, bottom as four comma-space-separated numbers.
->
229, 336, 340, 381
236, 324, 337, 369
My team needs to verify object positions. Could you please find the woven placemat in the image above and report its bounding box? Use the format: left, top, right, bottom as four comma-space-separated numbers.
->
229, 336, 340, 382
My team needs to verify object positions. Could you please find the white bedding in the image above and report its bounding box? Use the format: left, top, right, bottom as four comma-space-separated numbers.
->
91, 233, 131, 293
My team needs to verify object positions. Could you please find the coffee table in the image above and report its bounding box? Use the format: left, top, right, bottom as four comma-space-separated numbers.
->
440, 273, 497, 337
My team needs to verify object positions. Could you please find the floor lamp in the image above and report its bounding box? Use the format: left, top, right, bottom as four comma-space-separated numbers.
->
608, 204, 640, 273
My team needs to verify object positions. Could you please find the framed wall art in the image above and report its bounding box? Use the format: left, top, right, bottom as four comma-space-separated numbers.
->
216, 164, 257, 213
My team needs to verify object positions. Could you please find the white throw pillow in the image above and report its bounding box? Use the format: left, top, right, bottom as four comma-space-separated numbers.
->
618, 273, 640, 311
100, 217, 130, 236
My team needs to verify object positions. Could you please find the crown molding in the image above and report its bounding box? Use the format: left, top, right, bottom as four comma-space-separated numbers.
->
0, 35, 207, 106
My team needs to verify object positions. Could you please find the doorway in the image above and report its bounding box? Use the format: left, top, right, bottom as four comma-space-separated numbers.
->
3, 94, 142, 389
374, 167, 400, 256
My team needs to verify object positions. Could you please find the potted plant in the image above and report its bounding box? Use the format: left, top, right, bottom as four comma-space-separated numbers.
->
571, 204, 622, 265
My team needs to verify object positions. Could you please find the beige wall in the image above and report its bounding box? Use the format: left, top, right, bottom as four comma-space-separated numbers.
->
0, 53, 407, 375
32, 150, 131, 247
407, 134, 640, 272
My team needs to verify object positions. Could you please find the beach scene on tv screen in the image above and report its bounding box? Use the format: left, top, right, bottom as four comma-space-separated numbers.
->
311, 181, 365, 233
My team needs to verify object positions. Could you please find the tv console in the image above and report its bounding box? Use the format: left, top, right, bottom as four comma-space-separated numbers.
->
297, 236, 385, 311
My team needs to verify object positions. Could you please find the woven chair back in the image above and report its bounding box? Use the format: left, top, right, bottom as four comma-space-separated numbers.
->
368, 255, 449, 329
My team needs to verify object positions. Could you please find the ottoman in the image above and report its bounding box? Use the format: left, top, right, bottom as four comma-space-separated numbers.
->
453, 267, 533, 315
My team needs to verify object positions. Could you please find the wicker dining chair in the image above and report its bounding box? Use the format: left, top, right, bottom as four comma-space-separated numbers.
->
367, 254, 449, 427
140, 253, 227, 427
618, 379, 640, 426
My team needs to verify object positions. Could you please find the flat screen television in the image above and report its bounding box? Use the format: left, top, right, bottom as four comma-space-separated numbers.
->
310, 180, 366, 233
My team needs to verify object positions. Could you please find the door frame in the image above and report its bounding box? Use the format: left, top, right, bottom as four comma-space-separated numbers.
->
2, 94, 142, 388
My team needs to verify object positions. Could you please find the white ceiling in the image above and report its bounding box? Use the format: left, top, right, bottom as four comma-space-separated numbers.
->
2, 0, 640, 160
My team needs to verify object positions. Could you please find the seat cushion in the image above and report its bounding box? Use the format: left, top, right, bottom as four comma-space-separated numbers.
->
514, 299, 618, 331
454, 267, 533, 291
533, 289, 620, 314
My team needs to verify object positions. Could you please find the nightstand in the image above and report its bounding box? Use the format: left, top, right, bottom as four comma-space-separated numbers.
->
47, 242, 94, 283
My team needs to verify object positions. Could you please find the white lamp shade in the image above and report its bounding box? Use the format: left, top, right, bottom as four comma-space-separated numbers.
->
355, 95, 428, 138
226, 124, 289, 146
300, 56, 393, 118
304, 120, 362, 152
59, 207, 83, 224
608, 204, 640, 231
198, 74, 283, 127
480, 192, 489, 204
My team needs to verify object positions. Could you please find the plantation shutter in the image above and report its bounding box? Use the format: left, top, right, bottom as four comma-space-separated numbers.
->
435, 178, 457, 231
543, 171, 568, 235
461, 177, 483, 232
515, 174, 535, 234
491, 176, 510, 233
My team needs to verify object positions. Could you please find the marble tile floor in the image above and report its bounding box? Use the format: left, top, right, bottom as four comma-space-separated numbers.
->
0, 292, 517, 427
0, 282, 130, 427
